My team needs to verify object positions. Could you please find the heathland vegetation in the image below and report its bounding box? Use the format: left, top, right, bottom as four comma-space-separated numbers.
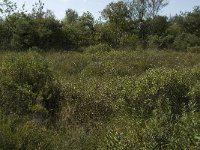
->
0, 0, 200, 149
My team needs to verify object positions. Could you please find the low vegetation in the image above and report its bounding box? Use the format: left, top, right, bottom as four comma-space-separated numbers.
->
0, 50, 200, 149
0, 0, 200, 149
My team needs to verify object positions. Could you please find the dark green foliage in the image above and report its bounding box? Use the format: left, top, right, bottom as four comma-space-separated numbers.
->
0, 113, 59, 150
95, 103, 200, 149
0, 50, 200, 149
0, 52, 63, 119
125, 68, 190, 118
0, 0, 200, 149
181, 6, 200, 37
10, 14, 37, 50
101, 1, 131, 31
62, 24, 79, 49
0, 0, 200, 51
147, 35, 161, 49
146, 16, 169, 36
34, 17, 63, 50
85, 44, 113, 53
71, 96, 113, 126
0, 21, 12, 50
187, 46, 200, 53
77, 11, 95, 47
173, 33, 200, 51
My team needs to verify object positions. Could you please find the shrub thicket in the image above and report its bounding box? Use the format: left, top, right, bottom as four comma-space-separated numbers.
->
0, 50, 200, 149
85, 44, 113, 53
0, 52, 63, 120
125, 68, 191, 118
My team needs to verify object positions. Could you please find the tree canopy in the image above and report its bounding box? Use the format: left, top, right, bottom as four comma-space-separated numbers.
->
0, 0, 199, 51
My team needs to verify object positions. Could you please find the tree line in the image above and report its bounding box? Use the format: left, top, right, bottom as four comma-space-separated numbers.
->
0, 0, 200, 51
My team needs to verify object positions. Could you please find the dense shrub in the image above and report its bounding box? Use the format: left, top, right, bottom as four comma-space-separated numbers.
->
0, 112, 17, 149
0, 52, 63, 120
125, 68, 191, 118
189, 82, 200, 110
188, 64, 200, 110
61, 78, 115, 127
10, 15, 38, 50
0, 114, 59, 150
96, 103, 200, 149
168, 107, 200, 149
0, 22, 12, 50
173, 33, 200, 51
0, 50, 200, 149
81, 61, 107, 76
147, 35, 161, 49
85, 44, 113, 53
187, 46, 200, 53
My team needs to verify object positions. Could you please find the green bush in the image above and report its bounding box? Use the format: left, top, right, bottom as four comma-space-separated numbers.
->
189, 83, 200, 109
0, 50, 200, 149
188, 63, 200, 110
16, 122, 56, 150
0, 114, 58, 150
81, 61, 106, 77
125, 68, 191, 118
85, 44, 113, 53
0, 52, 63, 120
62, 78, 115, 127
0, 112, 17, 150
97, 103, 200, 150
119, 34, 138, 49
168, 108, 200, 149
140, 105, 200, 149
147, 35, 160, 49
187, 46, 200, 53
173, 33, 200, 51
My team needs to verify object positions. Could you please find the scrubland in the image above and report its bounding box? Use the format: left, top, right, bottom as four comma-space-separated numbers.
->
0, 48, 200, 149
